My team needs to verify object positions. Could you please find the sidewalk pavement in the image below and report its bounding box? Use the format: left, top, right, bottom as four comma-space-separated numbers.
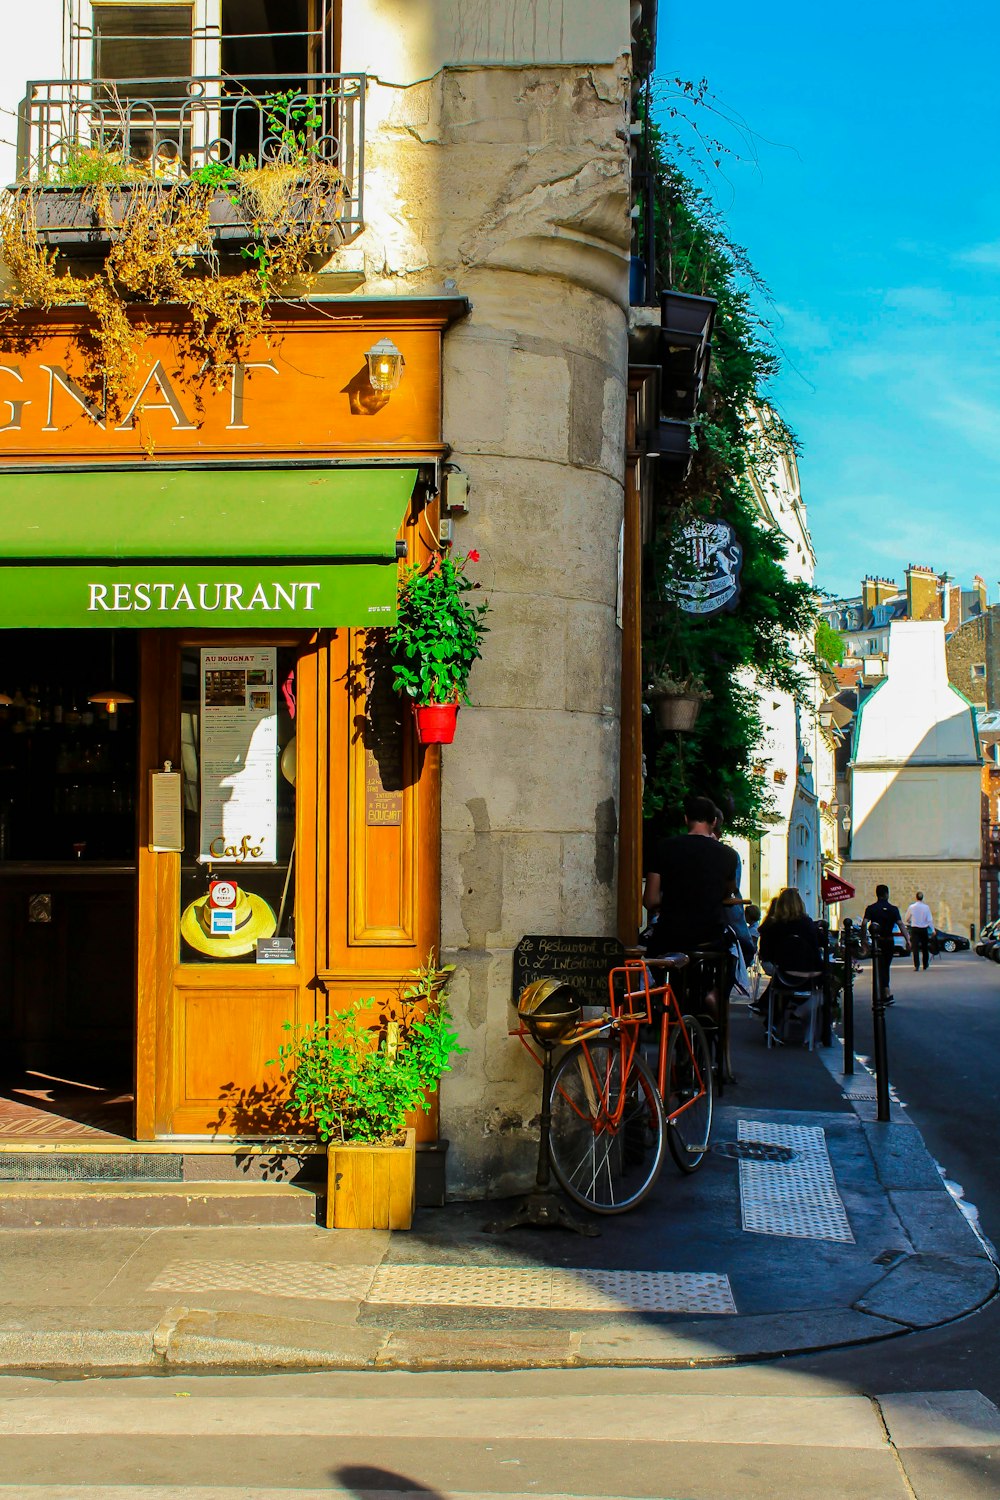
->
0, 1002, 995, 1375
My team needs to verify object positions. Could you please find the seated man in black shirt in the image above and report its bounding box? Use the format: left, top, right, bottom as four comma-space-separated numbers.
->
643, 794, 740, 956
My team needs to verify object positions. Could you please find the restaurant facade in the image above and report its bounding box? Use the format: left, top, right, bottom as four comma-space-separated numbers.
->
0, 0, 657, 1201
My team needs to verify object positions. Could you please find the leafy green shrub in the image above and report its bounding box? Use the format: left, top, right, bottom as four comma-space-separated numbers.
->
389, 551, 490, 705
40, 145, 143, 188
271, 957, 464, 1144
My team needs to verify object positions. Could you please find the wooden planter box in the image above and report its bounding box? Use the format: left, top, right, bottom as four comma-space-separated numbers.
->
326, 1127, 416, 1230
15, 182, 347, 255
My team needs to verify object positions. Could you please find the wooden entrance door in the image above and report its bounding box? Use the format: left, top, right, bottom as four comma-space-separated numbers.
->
135, 628, 440, 1140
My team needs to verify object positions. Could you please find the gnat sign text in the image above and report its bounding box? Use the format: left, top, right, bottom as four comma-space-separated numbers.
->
87, 581, 320, 613
0, 358, 277, 433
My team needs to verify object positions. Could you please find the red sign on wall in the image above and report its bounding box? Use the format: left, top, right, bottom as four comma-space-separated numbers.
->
821, 874, 856, 904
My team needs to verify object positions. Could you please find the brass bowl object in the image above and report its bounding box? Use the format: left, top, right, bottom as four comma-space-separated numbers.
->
517, 977, 583, 1044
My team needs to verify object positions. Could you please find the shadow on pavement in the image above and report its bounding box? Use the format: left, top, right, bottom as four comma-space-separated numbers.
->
335, 1465, 442, 1495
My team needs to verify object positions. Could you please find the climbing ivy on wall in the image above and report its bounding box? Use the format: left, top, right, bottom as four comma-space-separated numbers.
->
642, 128, 820, 836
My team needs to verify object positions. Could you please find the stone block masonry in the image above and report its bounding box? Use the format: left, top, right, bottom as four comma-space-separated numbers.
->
338, 60, 632, 1195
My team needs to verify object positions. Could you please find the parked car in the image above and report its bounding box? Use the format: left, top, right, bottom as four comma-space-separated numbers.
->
892, 927, 970, 956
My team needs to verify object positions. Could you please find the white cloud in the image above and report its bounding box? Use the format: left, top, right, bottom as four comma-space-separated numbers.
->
955, 241, 1000, 269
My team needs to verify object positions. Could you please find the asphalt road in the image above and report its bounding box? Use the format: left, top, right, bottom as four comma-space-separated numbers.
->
788, 949, 1000, 1411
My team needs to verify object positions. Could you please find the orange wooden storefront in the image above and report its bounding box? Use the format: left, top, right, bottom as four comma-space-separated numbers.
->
0, 299, 460, 1146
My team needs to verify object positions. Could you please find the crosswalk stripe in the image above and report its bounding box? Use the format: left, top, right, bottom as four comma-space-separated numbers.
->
0, 1393, 885, 1447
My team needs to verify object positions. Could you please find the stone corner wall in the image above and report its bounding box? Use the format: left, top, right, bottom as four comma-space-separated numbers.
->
327, 60, 632, 1195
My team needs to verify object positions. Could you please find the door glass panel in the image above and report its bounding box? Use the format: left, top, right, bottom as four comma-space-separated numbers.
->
179, 645, 296, 964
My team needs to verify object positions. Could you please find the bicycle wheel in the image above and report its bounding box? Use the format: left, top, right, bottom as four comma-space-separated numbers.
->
549, 1041, 665, 1213
665, 1016, 714, 1174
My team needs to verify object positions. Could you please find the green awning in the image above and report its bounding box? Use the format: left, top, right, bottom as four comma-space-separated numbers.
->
0, 464, 417, 627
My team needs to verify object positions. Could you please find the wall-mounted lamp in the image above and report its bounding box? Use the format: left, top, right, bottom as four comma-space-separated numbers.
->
365, 338, 405, 393
800, 751, 814, 776
841, 810, 852, 832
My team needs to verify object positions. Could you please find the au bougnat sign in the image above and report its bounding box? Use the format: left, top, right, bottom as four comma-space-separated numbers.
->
669, 519, 744, 617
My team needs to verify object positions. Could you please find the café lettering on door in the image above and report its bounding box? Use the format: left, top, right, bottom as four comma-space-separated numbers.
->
0, 301, 453, 1148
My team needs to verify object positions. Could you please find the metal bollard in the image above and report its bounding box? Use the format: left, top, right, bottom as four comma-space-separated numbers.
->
819, 920, 832, 1047
841, 918, 854, 1076
869, 928, 891, 1122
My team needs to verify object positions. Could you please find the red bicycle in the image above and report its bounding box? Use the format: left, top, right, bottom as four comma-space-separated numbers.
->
515, 957, 714, 1214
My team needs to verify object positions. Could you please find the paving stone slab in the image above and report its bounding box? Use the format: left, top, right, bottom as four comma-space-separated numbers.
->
164, 1309, 389, 1369
878, 1388, 1000, 1448
855, 1253, 998, 1327
889, 1188, 988, 1258
0, 1329, 157, 1369
861, 1119, 950, 1191
376, 1328, 576, 1369
576, 1308, 905, 1366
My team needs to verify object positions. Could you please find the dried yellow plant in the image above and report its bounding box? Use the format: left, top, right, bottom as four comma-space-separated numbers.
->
0, 159, 345, 419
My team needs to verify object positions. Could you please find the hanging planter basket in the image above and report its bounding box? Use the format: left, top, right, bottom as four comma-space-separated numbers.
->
650, 692, 703, 733
413, 702, 460, 744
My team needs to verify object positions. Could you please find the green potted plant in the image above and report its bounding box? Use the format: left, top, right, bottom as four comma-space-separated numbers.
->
389, 549, 490, 744
644, 668, 712, 732
271, 956, 463, 1229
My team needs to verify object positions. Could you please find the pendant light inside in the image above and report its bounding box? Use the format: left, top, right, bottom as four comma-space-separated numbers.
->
89, 637, 134, 715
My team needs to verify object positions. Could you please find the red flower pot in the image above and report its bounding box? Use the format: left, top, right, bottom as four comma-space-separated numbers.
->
413, 702, 459, 744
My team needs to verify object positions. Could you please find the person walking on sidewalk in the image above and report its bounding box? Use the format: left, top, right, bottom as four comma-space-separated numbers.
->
863, 883, 910, 998
904, 890, 934, 971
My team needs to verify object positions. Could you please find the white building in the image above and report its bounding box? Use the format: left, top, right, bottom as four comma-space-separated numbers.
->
841, 621, 982, 932
732, 417, 831, 917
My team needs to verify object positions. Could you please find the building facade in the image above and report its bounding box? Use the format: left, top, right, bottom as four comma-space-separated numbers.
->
841, 621, 982, 934
730, 417, 832, 918
0, 1, 661, 1197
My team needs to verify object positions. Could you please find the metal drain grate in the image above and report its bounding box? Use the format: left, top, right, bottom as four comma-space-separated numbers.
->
737, 1120, 854, 1243
0, 1153, 182, 1182
840, 1076, 901, 1104
713, 1140, 796, 1164
148, 1260, 737, 1314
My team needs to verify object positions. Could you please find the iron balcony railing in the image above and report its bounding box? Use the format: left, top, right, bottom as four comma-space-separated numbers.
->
15, 72, 365, 234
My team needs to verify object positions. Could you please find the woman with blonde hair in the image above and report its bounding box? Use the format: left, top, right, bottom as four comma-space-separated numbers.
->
755, 887, 824, 1041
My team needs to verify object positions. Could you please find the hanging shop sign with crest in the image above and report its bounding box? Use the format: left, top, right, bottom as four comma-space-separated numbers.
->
669, 519, 743, 617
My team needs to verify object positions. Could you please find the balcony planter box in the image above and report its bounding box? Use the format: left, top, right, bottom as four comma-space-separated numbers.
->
12, 181, 347, 255
326, 1128, 416, 1230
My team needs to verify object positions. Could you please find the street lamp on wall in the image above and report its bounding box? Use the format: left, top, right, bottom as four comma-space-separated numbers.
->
800, 751, 814, 777
365, 339, 405, 393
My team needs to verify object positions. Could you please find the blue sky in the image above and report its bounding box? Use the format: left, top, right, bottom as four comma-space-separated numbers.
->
658, 2, 1000, 600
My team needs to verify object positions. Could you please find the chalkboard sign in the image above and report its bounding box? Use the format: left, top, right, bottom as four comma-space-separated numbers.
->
512, 934, 626, 1005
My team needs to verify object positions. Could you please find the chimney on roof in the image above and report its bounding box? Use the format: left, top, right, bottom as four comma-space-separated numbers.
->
905, 564, 941, 621
861, 575, 897, 615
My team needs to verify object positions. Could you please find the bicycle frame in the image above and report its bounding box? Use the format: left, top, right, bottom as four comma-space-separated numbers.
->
512, 957, 710, 1135
609, 959, 709, 1129
513, 1008, 643, 1136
